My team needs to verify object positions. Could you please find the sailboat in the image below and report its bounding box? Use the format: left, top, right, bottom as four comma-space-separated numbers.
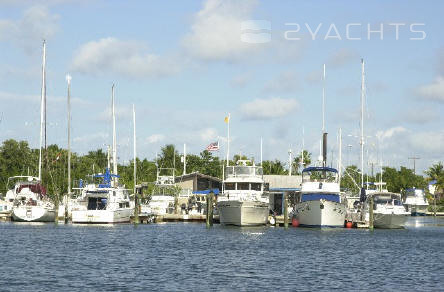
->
71, 85, 132, 223
293, 64, 346, 227
10, 40, 56, 222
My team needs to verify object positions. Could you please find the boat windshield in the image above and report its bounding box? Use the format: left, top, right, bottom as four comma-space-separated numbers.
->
302, 169, 338, 183
374, 197, 402, 206
225, 166, 263, 177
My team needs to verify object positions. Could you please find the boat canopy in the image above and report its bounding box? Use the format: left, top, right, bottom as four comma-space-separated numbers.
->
94, 168, 120, 188
302, 167, 338, 173
17, 183, 47, 196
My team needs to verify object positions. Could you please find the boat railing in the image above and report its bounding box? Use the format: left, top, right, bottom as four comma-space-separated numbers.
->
225, 166, 263, 178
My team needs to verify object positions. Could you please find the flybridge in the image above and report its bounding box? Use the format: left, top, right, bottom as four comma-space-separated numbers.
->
94, 168, 120, 188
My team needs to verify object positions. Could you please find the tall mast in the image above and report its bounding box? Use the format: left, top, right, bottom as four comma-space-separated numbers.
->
338, 127, 342, 186
360, 59, 365, 188
66, 74, 72, 194
301, 126, 305, 168
288, 148, 292, 176
38, 40, 46, 181
322, 64, 326, 133
183, 143, 187, 175
111, 84, 118, 180
226, 113, 230, 166
260, 137, 263, 165
133, 104, 136, 195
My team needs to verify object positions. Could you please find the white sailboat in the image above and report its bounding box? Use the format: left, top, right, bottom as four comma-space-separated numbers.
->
10, 40, 55, 222
71, 85, 132, 223
403, 188, 429, 216
217, 160, 269, 226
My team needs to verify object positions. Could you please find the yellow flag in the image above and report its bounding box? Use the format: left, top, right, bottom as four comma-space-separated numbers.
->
224, 116, 229, 123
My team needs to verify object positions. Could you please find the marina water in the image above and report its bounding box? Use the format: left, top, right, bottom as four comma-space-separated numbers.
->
1, 217, 443, 291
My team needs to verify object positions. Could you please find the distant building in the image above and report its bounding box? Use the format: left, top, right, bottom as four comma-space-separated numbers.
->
175, 172, 222, 194
264, 175, 302, 215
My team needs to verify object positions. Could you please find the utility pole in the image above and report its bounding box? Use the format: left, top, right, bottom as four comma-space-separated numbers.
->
408, 157, 420, 175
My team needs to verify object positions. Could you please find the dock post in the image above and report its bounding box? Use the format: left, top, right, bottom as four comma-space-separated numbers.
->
206, 191, 214, 227
369, 196, 374, 230
134, 188, 140, 225
284, 192, 289, 229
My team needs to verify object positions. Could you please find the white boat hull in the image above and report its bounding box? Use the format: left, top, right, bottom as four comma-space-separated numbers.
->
294, 200, 346, 227
72, 209, 132, 224
405, 204, 428, 216
217, 200, 268, 226
12, 206, 56, 222
374, 213, 407, 229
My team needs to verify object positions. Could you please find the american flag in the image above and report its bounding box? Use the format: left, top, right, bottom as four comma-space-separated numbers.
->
206, 141, 219, 151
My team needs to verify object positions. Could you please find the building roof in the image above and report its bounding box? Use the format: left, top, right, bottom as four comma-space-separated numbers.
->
175, 172, 222, 183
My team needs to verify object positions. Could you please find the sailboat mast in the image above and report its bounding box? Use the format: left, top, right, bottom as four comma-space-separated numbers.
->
38, 40, 46, 181
338, 128, 342, 186
133, 104, 136, 195
260, 137, 263, 165
322, 64, 326, 133
226, 113, 230, 167
183, 143, 187, 175
112, 84, 118, 175
360, 59, 365, 188
66, 74, 72, 194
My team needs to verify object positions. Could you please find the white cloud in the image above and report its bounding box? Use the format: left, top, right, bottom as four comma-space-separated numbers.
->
376, 126, 406, 141
327, 48, 358, 68
401, 107, 438, 125
199, 128, 218, 141
407, 130, 444, 155
71, 37, 179, 78
73, 132, 108, 144
98, 105, 132, 121
240, 97, 299, 120
231, 73, 250, 88
146, 134, 165, 144
415, 76, 444, 102
263, 71, 299, 93
0, 6, 59, 53
182, 0, 261, 61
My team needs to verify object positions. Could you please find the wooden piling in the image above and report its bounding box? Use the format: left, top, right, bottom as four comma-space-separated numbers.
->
369, 195, 374, 230
206, 191, 214, 227
283, 192, 288, 228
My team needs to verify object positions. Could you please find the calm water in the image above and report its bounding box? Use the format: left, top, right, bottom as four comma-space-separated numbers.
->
1, 217, 443, 291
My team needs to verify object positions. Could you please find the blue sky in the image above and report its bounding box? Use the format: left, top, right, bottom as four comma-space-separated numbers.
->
0, 0, 443, 175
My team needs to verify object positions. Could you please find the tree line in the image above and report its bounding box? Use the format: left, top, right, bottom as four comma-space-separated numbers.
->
1, 139, 443, 208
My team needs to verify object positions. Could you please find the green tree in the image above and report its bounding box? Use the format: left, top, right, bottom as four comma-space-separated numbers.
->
292, 150, 312, 174
262, 159, 288, 175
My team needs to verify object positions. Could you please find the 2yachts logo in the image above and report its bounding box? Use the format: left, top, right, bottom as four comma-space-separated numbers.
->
241, 20, 426, 43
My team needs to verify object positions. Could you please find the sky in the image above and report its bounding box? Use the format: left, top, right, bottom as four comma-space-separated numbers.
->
0, 0, 443, 175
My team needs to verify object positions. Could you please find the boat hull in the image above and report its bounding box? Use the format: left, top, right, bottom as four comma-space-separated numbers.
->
374, 213, 407, 229
406, 204, 428, 216
72, 209, 132, 224
12, 206, 56, 222
294, 200, 346, 227
217, 200, 268, 226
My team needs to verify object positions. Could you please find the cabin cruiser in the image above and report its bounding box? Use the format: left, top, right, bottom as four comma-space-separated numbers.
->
217, 160, 269, 226
362, 183, 408, 228
8, 176, 55, 222
293, 167, 346, 227
365, 192, 409, 228
403, 188, 429, 216
141, 168, 177, 216
71, 169, 132, 224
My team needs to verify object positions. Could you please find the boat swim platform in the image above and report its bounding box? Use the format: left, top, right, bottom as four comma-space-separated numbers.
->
131, 214, 220, 224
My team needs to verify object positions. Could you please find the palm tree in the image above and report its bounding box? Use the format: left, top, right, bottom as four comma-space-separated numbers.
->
293, 150, 312, 174
425, 162, 444, 194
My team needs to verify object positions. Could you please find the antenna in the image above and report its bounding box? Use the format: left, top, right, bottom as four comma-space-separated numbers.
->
288, 148, 292, 176
260, 137, 263, 165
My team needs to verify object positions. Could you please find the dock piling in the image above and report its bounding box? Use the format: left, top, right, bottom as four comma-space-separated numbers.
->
369, 196, 374, 230
283, 192, 289, 229
206, 191, 214, 227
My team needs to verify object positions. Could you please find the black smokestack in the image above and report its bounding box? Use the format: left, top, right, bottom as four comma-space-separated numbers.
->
323, 132, 328, 167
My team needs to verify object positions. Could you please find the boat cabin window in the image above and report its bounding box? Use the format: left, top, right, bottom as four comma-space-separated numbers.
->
88, 197, 107, 210
225, 183, 235, 190
251, 183, 262, 191
237, 183, 249, 190
119, 202, 130, 208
